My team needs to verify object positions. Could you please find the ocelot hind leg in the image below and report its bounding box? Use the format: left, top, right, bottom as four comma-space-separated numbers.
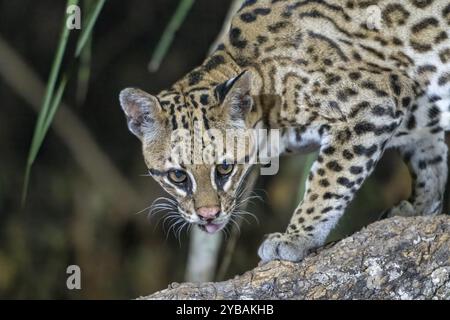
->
387, 132, 447, 217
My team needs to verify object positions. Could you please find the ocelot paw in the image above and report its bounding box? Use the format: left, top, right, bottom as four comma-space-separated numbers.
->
257, 232, 314, 263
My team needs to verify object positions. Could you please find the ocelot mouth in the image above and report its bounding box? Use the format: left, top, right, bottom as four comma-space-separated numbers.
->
199, 221, 226, 234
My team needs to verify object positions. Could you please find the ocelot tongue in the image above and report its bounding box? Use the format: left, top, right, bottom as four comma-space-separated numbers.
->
205, 223, 221, 233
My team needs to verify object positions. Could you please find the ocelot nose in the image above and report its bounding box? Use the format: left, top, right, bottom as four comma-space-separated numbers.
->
196, 206, 221, 221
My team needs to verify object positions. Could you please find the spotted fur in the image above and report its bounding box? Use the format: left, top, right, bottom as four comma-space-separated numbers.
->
120, 0, 450, 262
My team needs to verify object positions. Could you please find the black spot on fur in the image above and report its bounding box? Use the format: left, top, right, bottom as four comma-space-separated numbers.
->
418, 160, 427, 169
389, 74, 402, 96
321, 207, 333, 213
366, 159, 374, 171
204, 55, 225, 72
319, 179, 330, 187
417, 64, 437, 73
410, 0, 434, 9
268, 21, 289, 33
439, 48, 450, 63
428, 105, 440, 119
444, 3, 450, 22
349, 72, 361, 80
429, 95, 441, 103
240, 12, 257, 22
438, 73, 450, 86
200, 94, 209, 106
352, 51, 362, 61
336, 128, 352, 142
337, 88, 358, 102
343, 150, 354, 160
254, 8, 271, 15
354, 121, 376, 135
323, 146, 336, 155
188, 71, 203, 86
360, 44, 385, 60
337, 177, 354, 188
319, 124, 331, 135
401, 97, 412, 108
430, 127, 443, 134
392, 37, 403, 46
326, 161, 343, 172
372, 105, 386, 116
229, 28, 247, 49
412, 17, 439, 34
325, 73, 342, 85
349, 101, 370, 118
349, 166, 363, 175
257, 35, 268, 44
382, 3, 410, 27
430, 156, 444, 165
407, 115, 416, 130
308, 31, 349, 62
323, 192, 342, 200
353, 144, 377, 157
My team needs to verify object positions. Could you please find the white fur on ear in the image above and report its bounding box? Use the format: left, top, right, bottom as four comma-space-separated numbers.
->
119, 88, 161, 140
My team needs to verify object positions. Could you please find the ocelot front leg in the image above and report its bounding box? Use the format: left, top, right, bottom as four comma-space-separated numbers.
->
386, 132, 447, 217
258, 123, 398, 262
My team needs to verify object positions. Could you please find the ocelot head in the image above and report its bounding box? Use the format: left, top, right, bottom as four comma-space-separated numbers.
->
119, 71, 256, 233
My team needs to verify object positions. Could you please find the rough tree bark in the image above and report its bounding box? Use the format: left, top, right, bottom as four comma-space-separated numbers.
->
141, 215, 450, 300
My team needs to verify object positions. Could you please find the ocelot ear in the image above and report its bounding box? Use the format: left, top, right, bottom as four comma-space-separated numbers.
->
119, 88, 162, 140
215, 70, 253, 119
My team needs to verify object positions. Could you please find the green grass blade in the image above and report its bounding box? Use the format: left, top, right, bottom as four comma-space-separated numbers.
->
22, 0, 106, 205
28, 0, 79, 163
42, 75, 69, 139
22, 0, 78, 205
76, 35, 92, 106
148, 0, 195, 72
75, 0, 105, 57
22, 77, 68, 204
76, 0, 94, 106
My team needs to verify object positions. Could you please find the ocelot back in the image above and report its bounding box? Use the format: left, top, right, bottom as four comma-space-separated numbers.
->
120, 0, 450, 262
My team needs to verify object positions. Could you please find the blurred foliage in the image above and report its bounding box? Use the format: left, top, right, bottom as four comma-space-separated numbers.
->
22, 0, 105, 203
0, 0, 448, 299
148, 0, 195, 72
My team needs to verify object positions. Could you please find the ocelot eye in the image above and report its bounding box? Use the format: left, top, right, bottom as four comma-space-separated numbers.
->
216, 163, 234, 176
168, 170, 188, 184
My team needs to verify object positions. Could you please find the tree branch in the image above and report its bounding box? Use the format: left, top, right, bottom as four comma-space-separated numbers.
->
141, 215, 450, 299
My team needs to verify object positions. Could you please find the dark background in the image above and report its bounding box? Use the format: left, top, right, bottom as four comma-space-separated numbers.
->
0, 0, 444, 299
